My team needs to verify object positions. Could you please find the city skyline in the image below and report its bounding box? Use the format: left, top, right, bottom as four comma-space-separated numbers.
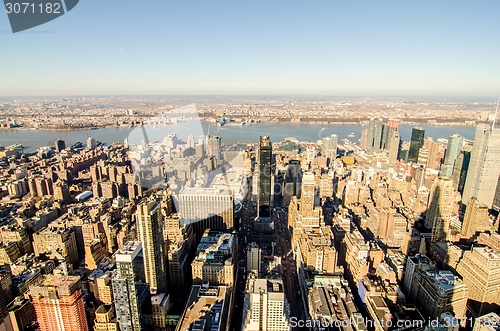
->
1, 1, 500, 96
2, 119, 500, 330
3, 1, 500, 330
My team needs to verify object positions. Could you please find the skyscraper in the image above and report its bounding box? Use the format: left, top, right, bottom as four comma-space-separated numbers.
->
360, 129, 368, 150
462, 124, 500, 208
441, 134, 464, 177
492, 175, 500, 212
388, 131, 401, 164
0, 269, 13, 315
425, 177, 454, 242
247, 242, 262, 272
424, 138, 446, 170
456, 246, 500, 316
299, 172, 316, 215
55, 139, 65, 153
112, 241, 149, 331
30, 275, 88, 331
137, 197, 168, 294
164, 215, 195, 297
321, 134, 338, 161
210, 135, 222, 160
176, 186, 234, 241
321, 135, 331, 157
408, 127, 425, 163
187, 134, 195, 148
258, 136, 272, 218
242, 275, 290, 331
411, 269, 468, 320
273, 171, 284, 208
417, 145, 429, 167
367, 118, 383, 151
384, 118, 400, 151
461, 197, 490, 239
87, 136, 97, 150
283, 160, 302, 206
451, 146, 471, 194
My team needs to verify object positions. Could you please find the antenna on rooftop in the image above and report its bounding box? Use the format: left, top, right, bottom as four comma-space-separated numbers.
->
492, 97, 500, 130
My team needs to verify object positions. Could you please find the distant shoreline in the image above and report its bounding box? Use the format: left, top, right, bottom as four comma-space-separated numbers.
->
0, 120, 481, 132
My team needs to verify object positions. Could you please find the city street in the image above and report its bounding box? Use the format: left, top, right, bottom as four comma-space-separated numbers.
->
274, 207, 309, 331
229, 202, 254, 331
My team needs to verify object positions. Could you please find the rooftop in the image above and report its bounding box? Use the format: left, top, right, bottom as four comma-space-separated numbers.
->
177, 285, 227, 331
475, 313, 500, 331
115, 241, 142, 263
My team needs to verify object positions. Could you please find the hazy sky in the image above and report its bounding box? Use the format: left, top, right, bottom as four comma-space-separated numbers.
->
1, 0, 499, 96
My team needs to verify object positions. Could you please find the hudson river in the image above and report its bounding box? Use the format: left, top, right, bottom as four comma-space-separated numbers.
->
0, 123, 477, 152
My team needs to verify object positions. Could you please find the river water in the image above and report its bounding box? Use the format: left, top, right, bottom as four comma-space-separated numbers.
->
0, 123, 477, 152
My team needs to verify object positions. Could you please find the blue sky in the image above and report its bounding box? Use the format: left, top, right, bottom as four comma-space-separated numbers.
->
1, 0, 499, 96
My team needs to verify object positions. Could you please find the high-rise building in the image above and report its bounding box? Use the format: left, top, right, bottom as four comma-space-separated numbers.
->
87, 136, 97, 150
164, 215, 195, 297
273, 171, 284, 208
321, 135, 331, 156
283, 160, 302, 206
247, 242, 261, 272
187, 134, 195, 148
242, 274, 290, 331
417, 145, 429, 167
456, 246, 500, 317
112, 241, 149, 331
492, 175, 500, 212
425, 177, 454, 242
54, 181, 71, 204
137, 197, 168, 294
384, 118, 400, 151
408, 127, 425, 163
424, 138, 446, 170
441, 134, 464, 177
461, 197, 490, 239
319, 172, 334, 198
6, 296, 37, 331
321, 134, 338, 161
360, 129, 368, 150
0, 267, 14, 318
403, 254, 434, 295
210, 135, 222, 160
451, 146, 471, 194
342, 230, 369, 282
288, 173, 324, 230
258, 136, 272, 218
33, 227, 79, 267
411, 269, 468, 320
176, 186, 234, 240
30, 275, 88, 331
191, 230, 236, 286
462, 124, 500, 208
293, 227, 338, 274
399, 142, 410, 162
163, 133, 178, 149
388, 131, 401, 163
473, 313, 500, 331
55, 139, 65, 153
300, 172, 316, 215
367, 118, 384, 151
93, 304, 119, 331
